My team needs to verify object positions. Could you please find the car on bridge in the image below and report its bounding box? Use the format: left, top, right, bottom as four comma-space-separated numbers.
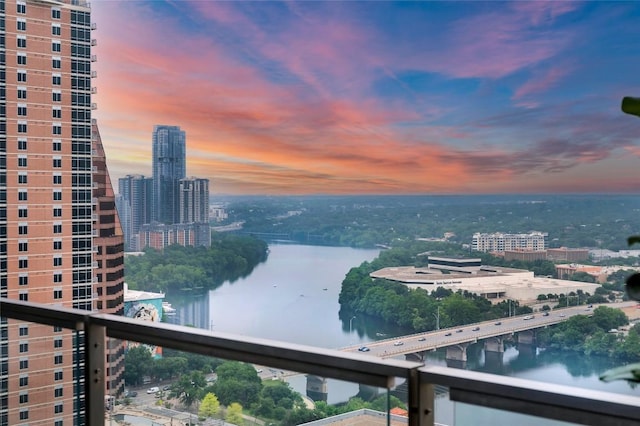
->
445, 332, 452, 336
418, 337, 426, 341
523, 315, 533, 320
358, 346, 370, 352
393, 341, 404, 346
472, 326, 480, 331
494, 321, 502, 325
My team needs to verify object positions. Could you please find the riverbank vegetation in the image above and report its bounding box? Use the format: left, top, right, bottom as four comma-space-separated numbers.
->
124, 234, 268, 294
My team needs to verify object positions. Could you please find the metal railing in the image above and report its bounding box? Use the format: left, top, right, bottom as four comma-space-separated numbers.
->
1, 298, 638, 426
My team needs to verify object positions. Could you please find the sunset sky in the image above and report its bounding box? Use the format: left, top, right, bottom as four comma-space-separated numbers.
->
92, 1, 640, 195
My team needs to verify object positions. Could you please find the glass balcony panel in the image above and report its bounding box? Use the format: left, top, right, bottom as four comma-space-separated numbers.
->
112, 344, 403, 426
449, 401, 579, 426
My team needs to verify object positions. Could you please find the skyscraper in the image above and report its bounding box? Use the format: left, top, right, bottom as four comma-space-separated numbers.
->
179, 177, 209, 224
152, 125, 186, 224
118, 174, 153, 251
0, 1, 124, 424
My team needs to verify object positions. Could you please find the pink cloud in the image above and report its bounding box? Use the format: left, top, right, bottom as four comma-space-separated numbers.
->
513, 65, 573, 100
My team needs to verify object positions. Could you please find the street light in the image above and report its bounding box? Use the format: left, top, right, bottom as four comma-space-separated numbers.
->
349, 316, 356, 335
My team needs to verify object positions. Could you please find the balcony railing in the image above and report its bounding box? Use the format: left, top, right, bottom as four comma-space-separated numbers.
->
0, 298, 638, 426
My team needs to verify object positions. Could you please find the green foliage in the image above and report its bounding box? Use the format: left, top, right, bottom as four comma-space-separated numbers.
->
171, 371, 207, 408
123, 345, 153, 386
213, 361, 262, 407
225, 402, 244, 425
125, 235, 268, 294
199, 392, 220, 418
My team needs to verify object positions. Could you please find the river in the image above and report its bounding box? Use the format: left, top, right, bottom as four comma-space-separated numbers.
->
170, 243, 638, 421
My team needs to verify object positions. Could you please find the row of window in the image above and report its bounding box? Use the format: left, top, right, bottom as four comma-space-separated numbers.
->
17, 222, 65, 236
17, 173, 63, 185
17, 2, 61, 20
18, 139, 64, 152
16, 36, 61, 52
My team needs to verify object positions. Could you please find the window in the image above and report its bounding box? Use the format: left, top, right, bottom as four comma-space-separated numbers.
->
19, 292, 27, 301
54, 354, 62, 365
18, 139, 27, 150
54, 403, 63, 414
53, 124, 62, 135
18, 224, 28, 235
19, 359, 28, 370
52, 74, 61, 85
52, 24, 61, 36
54, 387, 63, 398
19, 275, 28, 286
53, 140, 62, 151
17, 54, 26, 65
18, 156, 27, 167
17, 71, 26, 82
17, 87, 27, 99
17, 19, 26, 31
53, 273, 62, 283
18, 190, 27, 201
18, 174, 27, 184
53, 326, 62, 333
53, 174, 62, 184
52, 57, 61, 69
53, 190, 62, 200
52, 41, 61, 52
53, 158, 62, 168
19, 342, 28, 353
53, 223, 62, 234
19, 326, 28, 336
18, 241, 27, 251
52, 90, 61, 102
53, 288, 62, 299
53, 207, 62, 217
17, 36, 26, 48
54, 337, 63, 348
53, 240, 62, 250
17, 105, 27, 116
19, 393, 28, 404
19, 409, 28, 420
17, 122, 27, 133
17, 2, 26, 14
18, 207, 27, 218
18, 258, 28, 269
52, 107, 62, 118
52, 8, 61, 19
54, 256, 62, 266
19, 375, 28, 387
54, 370, 63, 381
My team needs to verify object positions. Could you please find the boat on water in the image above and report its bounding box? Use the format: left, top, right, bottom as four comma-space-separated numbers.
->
162, 302, 176, 316
376, 332, 387, 337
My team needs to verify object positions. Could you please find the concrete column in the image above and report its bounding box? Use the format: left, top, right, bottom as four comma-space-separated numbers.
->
445, 343, 469, 362
518, 330, 536, 345
306, 375, 328, 402
484, 336, 504, 353
405, 352, 424, 363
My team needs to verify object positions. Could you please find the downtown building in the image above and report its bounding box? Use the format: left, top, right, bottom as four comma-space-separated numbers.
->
472, 231, 548, 253
0, 1, 124, 424
117, 174, 152, 251
152, 124, 185, 225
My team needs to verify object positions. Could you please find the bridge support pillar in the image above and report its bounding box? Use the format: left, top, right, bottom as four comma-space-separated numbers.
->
306, 375, 328, 402
484, 336, 504, 353
445, 343, 469, 363
518, 330, 536, 345
405, 352, 424, 363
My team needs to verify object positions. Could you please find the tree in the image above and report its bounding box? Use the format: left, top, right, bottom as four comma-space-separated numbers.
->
172, 371, 207, 408
123, 345, 153, 386
591, 306, 628, 332
225, 402, 244, 425
199, 392, 220, 419
213, 361, 262, 407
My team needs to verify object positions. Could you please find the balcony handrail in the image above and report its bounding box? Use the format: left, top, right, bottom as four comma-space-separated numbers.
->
2, 298, 640, 426
420, 365, 640, 426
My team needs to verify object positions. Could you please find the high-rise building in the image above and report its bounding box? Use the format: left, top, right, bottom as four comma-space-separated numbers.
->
118, 174, 153, 250
152, 125, 185, 224
472, 232, 548, 253
179, 177, 209, 224
0, 1, 124, 424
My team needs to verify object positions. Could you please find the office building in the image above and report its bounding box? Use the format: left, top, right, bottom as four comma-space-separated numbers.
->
137, 222, 211, 250
0, 1, 124, 424
118, 174, 152, 250
472, 231, 548, 253
152, 125, 185, 224
179, 177, 209, 224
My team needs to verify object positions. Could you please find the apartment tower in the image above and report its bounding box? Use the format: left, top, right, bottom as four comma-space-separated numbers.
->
152, 125, 185, 224
179, 177, 209, 224
118, 174, 152, 251
0, 1, 124, 424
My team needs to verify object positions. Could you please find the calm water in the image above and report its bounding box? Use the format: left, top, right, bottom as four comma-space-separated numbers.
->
171, 243, 639, 412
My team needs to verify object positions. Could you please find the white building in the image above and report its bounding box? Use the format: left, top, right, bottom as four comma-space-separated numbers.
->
472, 231, 547, 253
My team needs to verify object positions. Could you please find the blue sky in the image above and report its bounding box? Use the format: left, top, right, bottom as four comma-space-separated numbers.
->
92, 1, 640, 195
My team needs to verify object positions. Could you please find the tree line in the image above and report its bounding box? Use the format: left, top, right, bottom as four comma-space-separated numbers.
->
124, 233, 268, 294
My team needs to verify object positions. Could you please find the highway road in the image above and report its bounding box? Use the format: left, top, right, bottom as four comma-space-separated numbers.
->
342, 302, 637, 359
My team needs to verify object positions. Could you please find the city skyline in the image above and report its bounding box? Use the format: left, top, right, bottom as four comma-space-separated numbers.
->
93, 1, 640, 195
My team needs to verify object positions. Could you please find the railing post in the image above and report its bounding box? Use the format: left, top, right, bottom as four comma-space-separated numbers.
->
408, 369, 434, 426
85, 321, 106, 425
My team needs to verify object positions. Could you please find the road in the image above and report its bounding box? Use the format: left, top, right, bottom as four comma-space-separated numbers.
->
342, 302, 636, 358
